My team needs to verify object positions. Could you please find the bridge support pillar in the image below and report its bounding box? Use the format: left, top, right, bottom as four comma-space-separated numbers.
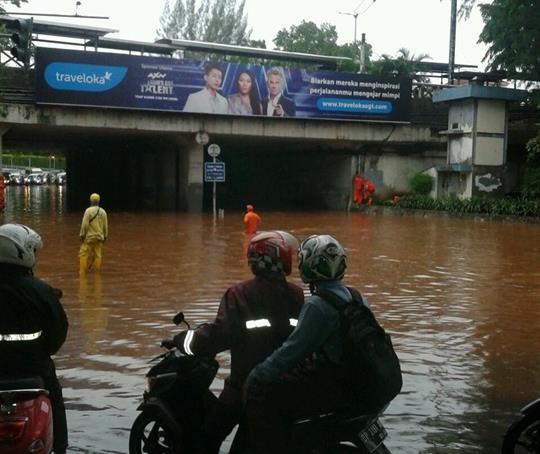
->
184, 142, 204, 213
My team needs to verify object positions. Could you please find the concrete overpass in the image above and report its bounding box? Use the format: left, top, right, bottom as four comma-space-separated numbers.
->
0, 100, 448, 211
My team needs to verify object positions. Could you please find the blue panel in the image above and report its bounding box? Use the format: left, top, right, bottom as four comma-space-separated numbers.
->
35, 48, 412, 122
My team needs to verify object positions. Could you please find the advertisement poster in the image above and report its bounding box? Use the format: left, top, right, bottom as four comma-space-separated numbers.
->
35, 48, 412, 122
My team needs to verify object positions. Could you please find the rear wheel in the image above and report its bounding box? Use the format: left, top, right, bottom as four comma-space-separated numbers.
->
502, 413, 540, 454
129, 412, 182, 454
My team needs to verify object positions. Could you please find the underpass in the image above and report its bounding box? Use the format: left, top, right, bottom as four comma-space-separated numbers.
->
0, 101, 447, 211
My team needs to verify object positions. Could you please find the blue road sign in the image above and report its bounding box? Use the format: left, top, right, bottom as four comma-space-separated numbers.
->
204, 162, 226, 182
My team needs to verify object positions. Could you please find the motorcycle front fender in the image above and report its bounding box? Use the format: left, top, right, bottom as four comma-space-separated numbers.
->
521, 398, 540, 416
136, 397, 182, 432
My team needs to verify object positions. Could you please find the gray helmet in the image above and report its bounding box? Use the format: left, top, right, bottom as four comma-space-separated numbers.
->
298, 234, 347, 283
0, 223, 43, 268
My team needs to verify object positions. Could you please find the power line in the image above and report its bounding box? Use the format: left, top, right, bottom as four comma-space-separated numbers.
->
359, 0, 376, 15
353, 0, 367, 14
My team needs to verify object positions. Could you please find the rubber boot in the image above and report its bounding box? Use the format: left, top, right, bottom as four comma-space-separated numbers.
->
79, 256, 88, 276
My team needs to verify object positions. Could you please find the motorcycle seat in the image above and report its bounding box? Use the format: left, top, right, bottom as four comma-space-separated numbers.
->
0, 376, 45, 391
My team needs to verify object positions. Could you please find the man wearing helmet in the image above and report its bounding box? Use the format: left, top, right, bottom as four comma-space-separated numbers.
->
0, 223, 69, 453
170, 230, 304, 454
245, 234, 368, 454
79, 192, 108, 275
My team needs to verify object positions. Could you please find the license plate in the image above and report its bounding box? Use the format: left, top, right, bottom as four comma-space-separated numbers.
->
359, 419, 387, 453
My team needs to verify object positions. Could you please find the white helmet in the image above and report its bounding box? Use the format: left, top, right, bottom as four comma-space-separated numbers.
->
0, 223, 43, 268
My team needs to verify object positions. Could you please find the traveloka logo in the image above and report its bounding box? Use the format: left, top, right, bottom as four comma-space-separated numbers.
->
44, 62, 128, 92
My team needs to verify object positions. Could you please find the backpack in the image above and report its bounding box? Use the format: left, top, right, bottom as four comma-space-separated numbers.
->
314, 286, 402, 413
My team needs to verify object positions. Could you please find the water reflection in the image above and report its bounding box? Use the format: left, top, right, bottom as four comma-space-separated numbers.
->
78, 275, 108, 355
1, 188, 539, 453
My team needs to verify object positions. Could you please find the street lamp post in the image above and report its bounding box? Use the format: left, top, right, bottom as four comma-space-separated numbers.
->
339, 11, 359, 60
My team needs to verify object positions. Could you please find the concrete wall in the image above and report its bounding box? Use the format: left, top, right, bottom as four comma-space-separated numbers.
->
364, 149, 446, 196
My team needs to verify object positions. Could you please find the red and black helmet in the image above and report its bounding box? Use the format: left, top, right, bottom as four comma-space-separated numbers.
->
247, 230, 298, 276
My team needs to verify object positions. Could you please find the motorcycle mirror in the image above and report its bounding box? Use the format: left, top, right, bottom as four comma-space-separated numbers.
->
173, 312, 185, 326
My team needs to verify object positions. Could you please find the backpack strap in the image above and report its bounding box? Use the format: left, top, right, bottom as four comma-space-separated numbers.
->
89, 207, 101, 224
313, 286, 362, 311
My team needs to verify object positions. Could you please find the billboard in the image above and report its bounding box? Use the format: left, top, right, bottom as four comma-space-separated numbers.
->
35, 48, 411, 122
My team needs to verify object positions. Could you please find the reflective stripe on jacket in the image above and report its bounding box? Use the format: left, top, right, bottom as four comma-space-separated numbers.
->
176, 274, 304, 390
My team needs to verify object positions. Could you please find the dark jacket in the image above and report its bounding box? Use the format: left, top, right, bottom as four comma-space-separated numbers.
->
0, 264, 68, 377
262, 94, 296, 117
247, 280, 369, 386
174, 274, 304, 392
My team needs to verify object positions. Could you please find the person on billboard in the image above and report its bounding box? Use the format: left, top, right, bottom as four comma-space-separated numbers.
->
262, 68, 296, 117
183, 62, 229, 115
228, 69, 262, 115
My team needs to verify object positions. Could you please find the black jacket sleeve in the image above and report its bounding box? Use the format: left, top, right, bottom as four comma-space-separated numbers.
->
33, 280, 68, 355
174, 288, 239, 356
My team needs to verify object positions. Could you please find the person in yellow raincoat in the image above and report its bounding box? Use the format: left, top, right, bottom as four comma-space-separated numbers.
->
79, 193, 108, 275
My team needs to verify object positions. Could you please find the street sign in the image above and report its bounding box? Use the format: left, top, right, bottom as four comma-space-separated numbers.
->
207, 143, 221, 158
204, 162, 225, 182
195, 131, 209, 145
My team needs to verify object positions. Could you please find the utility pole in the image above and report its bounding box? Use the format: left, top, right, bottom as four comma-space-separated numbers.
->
339, 11, 359, 64
359, 33, 366, 73
448, 0, 457, 84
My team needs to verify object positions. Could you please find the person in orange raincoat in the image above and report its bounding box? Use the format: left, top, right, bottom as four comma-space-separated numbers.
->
352, 173, 364, 205
244, 204, 261, 234
363, 179, 375, 206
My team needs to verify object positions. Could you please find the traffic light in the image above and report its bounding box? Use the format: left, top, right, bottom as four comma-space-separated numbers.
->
10, 18, 33, 65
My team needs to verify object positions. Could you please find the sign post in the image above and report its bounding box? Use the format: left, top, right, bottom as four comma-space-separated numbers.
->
206, 144, 222, 220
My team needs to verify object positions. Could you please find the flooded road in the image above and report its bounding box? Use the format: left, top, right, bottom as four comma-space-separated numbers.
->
2, 184, 540, 453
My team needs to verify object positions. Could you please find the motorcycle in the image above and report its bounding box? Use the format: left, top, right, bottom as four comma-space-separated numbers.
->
502, 398, 540, 453
0, 376, 53, 454
129, 312, 392, 454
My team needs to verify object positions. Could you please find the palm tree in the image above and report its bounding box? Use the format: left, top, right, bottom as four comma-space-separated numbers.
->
367, 48, 431, 82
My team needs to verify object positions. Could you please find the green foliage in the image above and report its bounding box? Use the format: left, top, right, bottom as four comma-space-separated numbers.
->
395, 195, 540, 217
409, 172, 434, 195
272, 20, 372, 72
157, 0, 251, 45
273, 21, 339, 55
0, 0, 28, 52
478, 0, 540, 79
365, 48, 431, 82
2, 153, 65, 169
522, 130, 540, 198
0, 0, 26, 12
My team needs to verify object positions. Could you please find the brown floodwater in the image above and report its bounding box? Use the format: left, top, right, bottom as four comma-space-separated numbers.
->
1, 184, 540, 453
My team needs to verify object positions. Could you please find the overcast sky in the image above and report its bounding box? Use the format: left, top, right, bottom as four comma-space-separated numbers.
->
11, 0, 491, 70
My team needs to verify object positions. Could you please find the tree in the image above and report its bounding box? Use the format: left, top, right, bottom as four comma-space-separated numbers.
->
478, 0, 540, 79
0, 0, 26, 13
272, 20, 371, 72
0, 1, 28, 58
273, 21, 340, 56
366, 48, 431, 82
157, 0, 251, 45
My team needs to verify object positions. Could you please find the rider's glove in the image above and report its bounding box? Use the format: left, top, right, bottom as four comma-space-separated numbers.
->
160, 339, 176, 350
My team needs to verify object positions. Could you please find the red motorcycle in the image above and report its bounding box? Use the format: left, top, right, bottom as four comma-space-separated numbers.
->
0, 376, 53, 454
